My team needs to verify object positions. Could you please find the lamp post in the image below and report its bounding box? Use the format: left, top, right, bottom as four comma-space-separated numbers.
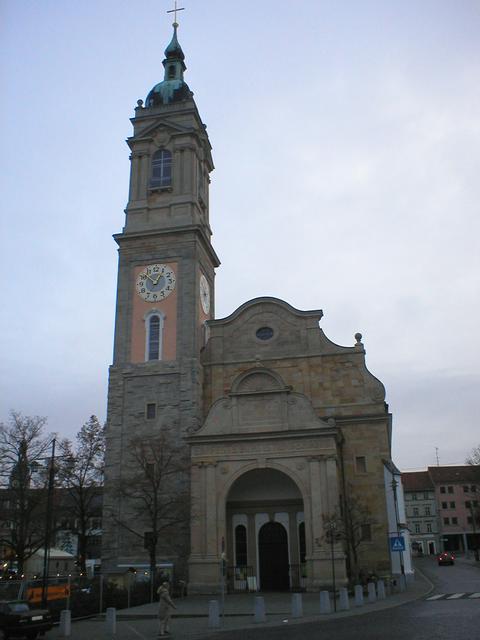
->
391, 476, 405, 575
325, 518, 337, 612
41, 438, 56, 607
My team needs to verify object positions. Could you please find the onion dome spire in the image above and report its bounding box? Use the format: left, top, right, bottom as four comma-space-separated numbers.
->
145, 21, 192, 107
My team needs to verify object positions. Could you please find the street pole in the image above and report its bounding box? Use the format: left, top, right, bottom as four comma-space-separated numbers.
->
41, 438, 56, 608
391, 476, 405, 575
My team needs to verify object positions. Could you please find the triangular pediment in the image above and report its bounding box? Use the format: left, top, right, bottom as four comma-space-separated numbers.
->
129, 117, 192, 142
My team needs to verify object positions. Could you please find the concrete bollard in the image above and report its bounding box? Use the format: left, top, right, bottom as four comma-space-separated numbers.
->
339, 587, 350, 611
291, 593, 303, 618
106, 607, 116, 635
377, 580, 386, 600
208, 600, 220, 628
59, 610, 71, 637
319, 590, 331, 614
354, 584, 364, 607
254, 596, 266, 623
367, 582, 376, 603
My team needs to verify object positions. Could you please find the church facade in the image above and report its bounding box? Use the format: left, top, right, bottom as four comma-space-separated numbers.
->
102, 23, 402, 592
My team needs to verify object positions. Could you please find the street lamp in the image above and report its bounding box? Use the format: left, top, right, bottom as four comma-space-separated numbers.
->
391, 476, 405, 575
41, 438, 57, 607
324, 518, 337, 612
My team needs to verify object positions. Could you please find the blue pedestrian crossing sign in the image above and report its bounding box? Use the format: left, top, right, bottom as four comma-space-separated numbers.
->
390, 536, 405, 551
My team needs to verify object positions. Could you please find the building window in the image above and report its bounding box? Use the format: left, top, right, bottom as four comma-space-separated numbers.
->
146, 403, 156, 419
466, 501, 471, 509
423, 491, 429, 499
471, 486, 477, 493
447, 486, 454, 494
443, 517, 450, 525
412, 493, 418, 501
451, 517, 458, 525
298, 522, 306, 563
449, 501, 455, 509
235, 525, 247, 566
151, 149, 172, 188
355, 456, 367, 473
145, 312, 165, 361
414, 523, 421, 533
441, 502, 447, 509
425, 506, 431, 516
463, 486, 469, 493
413, 507, 419, 516
468, 516, 473, 525
440, 486, 446, 494
361, 524, 372, 541
427, 523, 432, 533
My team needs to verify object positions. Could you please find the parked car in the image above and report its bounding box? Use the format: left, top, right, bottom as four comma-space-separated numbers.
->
0, 600, 53, 639
437, 551, 455, 566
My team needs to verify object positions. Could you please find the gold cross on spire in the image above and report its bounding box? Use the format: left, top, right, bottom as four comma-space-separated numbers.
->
167, 1, 185, 26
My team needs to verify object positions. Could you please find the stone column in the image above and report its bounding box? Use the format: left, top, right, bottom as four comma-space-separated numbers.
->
190, 463, 205, 556
139, 154, 149, 198
325, 456, 340, 514
205, 462, 218, 556
308, 457, 324, 543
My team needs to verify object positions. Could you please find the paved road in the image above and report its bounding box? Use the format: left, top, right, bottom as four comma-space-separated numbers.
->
45, 558, 480, 639
196, 557, 480, 640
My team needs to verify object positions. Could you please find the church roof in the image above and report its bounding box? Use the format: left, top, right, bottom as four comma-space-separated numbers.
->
145, 22, 192, 107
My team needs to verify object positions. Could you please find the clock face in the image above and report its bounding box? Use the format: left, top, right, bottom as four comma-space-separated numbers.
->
136, 264, 176, 302
199, 274, 210, 314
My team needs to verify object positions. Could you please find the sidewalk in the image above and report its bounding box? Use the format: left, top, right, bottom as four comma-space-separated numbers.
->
47, 571, 433, 640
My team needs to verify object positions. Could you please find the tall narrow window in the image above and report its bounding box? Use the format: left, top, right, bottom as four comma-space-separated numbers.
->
235, 525, 247, 566
151, 149, 172, 188
298, 522, 306, 564
145, 312, 164, 361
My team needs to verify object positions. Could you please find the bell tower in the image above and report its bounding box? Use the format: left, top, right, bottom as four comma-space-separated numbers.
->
102, 20, 219, 574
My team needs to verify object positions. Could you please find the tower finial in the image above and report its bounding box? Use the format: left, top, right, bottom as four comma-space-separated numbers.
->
167, 1, 185, 27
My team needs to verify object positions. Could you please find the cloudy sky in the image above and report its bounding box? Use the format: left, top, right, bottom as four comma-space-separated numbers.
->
1, 1, 479, 470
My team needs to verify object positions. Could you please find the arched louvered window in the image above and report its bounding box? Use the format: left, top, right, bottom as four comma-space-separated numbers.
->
145, 312, 164, 361
151, 149, 172, 188
235, 524, 247, 566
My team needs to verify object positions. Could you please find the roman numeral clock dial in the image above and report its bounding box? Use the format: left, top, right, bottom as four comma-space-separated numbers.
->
136, 264, 176, 302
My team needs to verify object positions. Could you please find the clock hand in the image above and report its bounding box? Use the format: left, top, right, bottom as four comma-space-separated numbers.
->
142, 270, 155, 284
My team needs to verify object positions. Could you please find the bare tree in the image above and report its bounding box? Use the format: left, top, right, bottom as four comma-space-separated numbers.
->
109, 434, 190, 600
57, 416, 105, 573
466, 445, 480, 467
0, 411, 52, 575
325, 487, 374, 583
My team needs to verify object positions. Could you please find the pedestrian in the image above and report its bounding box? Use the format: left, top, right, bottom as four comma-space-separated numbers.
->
157, 581, 177, 637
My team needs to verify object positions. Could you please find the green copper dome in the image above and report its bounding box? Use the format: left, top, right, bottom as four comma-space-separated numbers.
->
146, 24, 191, 107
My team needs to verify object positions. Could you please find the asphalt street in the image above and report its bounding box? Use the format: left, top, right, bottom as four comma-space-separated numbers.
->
43, 557, 479, 640
196, 557, 480, 640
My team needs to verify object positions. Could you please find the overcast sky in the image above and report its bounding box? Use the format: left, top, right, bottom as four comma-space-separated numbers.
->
1, 1, 479, 470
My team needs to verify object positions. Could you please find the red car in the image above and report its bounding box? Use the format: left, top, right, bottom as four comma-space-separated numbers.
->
437, 551, 455, 566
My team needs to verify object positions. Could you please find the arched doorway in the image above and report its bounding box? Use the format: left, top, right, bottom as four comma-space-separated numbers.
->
258, 522, 289, 590
226, 468, 304, 592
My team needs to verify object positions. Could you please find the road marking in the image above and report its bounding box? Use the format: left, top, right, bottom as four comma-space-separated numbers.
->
125, 624, 147, 639
426, 594, 445, 600
469, 593, 480, 599
446, 593, 466, 599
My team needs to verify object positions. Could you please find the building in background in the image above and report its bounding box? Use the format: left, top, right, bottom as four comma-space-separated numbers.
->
402, 465, 480, 555
402, 471, 439, 555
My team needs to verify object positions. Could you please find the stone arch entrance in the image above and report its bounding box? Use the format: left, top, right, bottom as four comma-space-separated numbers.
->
258, 521, 289, 590
226, 467, 304, 591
